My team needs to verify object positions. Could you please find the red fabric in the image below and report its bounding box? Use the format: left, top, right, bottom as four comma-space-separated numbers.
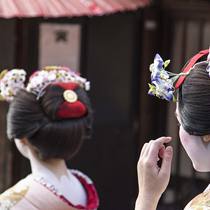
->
71, 174, 99, 210
57, 101, 87, 119
55, 82, 87, 119
55, 82, 79, 90
0, 0, 150, 18
175, 49, 209, 89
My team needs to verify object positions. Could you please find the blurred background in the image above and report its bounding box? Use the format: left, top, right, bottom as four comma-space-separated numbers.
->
0, 0, 210, 209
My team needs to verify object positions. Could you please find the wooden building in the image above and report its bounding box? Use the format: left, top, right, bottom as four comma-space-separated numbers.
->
0, 0, 210, 210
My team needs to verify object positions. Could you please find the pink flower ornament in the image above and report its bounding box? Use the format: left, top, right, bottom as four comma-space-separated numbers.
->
26, 66, 90, 99
0, 66, 90, 102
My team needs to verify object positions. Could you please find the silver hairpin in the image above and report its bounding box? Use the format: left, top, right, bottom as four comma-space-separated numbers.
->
206, 47, 210, 75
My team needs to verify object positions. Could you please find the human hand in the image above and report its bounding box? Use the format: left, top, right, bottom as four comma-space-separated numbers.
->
135, 137, 173, 210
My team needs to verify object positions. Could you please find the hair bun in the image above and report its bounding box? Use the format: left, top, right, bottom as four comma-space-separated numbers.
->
40, 82, 88, 121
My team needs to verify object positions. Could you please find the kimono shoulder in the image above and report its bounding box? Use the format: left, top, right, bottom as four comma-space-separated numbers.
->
0, 170, 99, 210
0, 178, 84, 210
184, 189, 210, 210
0, 177, 30, 210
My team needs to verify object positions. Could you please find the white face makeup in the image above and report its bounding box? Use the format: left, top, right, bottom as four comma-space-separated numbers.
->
175, 106, 210, 172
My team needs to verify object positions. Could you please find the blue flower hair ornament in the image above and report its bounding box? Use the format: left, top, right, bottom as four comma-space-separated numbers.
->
148, 54, 189, 102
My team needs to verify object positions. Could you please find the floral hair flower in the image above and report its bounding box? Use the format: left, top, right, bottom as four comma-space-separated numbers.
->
0, 69, 26, 102
26, 66, 90, 99
148, 54, 187, 102
0, 66, 90, 102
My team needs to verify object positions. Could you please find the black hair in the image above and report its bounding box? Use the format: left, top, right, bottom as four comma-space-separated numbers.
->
178, 61, 210, 136
7, 83, 93, 160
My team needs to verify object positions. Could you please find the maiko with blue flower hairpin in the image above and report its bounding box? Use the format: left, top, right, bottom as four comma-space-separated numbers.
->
135, 49, 210, 210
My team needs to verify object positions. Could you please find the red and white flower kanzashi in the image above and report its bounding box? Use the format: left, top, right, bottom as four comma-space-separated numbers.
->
0, 69, 26, 102
0, 66, 90, 102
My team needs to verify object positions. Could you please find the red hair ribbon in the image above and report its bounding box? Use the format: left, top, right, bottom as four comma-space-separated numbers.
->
175, 49, 209, 89
55, 82, 87, 119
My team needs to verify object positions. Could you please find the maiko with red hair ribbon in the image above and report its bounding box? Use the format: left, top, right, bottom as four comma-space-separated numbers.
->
136, 49, 210, 210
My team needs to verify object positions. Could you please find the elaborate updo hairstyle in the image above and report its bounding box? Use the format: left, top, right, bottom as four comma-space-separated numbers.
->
178, 61, 210, 136
7, 82, 93, 160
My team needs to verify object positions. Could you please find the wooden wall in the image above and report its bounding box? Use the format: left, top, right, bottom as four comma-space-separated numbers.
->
0, 19, 16, 191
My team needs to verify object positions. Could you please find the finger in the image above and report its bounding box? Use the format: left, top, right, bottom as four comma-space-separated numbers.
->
145, 140, 154, 156
159, 146, 173, 177
155, 136, 172, 145
138, 143, 149, 186
140, 143, 149, 157
142, 140, 154, 158
158, 145, 166, 159
148, 137, 172, 160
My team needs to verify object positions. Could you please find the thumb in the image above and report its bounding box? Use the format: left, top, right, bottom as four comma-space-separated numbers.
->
159, 146, 173, 177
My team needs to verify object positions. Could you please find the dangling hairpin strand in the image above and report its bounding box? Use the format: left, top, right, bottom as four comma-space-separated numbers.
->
206, 47, 210, 75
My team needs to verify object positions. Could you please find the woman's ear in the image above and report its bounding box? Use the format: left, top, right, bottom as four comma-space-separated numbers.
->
14, 138, 30, 158
202, 135, 210, 143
